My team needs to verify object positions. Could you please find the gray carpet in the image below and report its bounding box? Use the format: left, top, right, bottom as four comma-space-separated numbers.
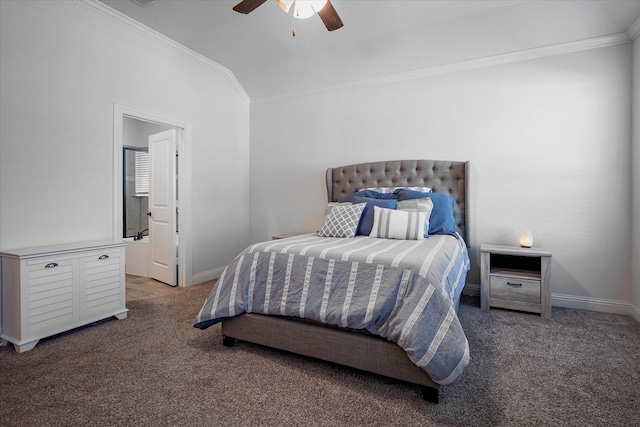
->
1, 282, 638, 426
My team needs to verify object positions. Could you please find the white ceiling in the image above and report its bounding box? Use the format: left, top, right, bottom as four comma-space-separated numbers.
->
100, 0, 640, 100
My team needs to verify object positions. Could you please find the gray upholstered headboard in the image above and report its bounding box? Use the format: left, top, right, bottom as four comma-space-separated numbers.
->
326, 159, 469, 243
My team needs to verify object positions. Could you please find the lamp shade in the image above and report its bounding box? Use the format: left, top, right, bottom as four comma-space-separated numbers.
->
276, 0, 328, 21
276, 0, 293, 12
293, 0, 327, 19
519, 230, 534, 248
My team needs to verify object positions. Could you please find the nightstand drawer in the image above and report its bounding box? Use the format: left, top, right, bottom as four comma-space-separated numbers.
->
490, 276, 540, 303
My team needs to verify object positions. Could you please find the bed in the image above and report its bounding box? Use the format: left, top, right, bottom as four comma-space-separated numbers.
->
194, 159, 470, 403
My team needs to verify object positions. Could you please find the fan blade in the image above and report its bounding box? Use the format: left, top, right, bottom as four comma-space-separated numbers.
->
233, 0, 268, 14
317, 0, 343, 31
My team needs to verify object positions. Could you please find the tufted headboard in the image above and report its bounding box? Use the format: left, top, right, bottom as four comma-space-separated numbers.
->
326, 159, 469, 243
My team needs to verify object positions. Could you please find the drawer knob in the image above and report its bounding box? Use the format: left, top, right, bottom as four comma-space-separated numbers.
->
507, 281, 523, 287
98, 255, 109, 260
44, 262, 59, 268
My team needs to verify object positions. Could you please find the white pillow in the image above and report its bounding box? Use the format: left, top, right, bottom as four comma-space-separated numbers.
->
318, 202, 366, 238
369, 206, 427, 240
397, 198, 434, 237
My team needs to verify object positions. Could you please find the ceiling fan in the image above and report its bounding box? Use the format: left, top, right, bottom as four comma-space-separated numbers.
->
233, 0, 343, 36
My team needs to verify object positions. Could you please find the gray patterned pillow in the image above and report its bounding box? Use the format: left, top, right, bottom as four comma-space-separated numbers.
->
318, 203, 366, 238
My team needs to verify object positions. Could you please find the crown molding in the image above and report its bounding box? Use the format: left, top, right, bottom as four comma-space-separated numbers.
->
73, 1, 636, 106
628, 16, 640, 41
253, 32, 631, 105
75, 0, 250, 103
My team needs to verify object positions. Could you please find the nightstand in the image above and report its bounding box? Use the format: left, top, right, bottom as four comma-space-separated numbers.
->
480, 244, 552, 319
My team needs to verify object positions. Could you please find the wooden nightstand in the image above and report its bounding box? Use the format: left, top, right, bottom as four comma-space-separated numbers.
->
480, 244, 552, 319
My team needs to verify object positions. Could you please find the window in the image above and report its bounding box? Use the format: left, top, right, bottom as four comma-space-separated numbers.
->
135, 150, 149, 195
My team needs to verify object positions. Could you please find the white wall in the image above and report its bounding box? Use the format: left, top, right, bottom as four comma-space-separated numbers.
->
2, 2, 633, 312
0, 1, 251, 282
123, 117, 172, 149
250, 43, 634, 313
633, 37, 640, 320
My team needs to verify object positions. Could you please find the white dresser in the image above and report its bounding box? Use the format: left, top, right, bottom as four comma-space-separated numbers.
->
0, 241, 128, 352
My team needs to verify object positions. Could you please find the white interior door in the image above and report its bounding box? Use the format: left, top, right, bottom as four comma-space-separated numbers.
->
149, 129, 177, 286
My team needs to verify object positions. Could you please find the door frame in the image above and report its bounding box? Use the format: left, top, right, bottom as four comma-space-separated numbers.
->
113, 103, 192, 287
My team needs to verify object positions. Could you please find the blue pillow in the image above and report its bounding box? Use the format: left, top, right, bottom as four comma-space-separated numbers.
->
340, 190, 396, 200
338, 195, 397, 235
395, 190, 457, 236
392, 189, 431, 200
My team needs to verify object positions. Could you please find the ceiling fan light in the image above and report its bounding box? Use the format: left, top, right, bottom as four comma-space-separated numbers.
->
276, 0, 293, 13
293, 0, 327, 19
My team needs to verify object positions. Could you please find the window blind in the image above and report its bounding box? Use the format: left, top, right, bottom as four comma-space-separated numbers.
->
135, 150, 149, 195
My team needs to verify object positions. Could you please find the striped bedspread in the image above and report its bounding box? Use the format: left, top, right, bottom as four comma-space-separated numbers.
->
194, 234, 470, 385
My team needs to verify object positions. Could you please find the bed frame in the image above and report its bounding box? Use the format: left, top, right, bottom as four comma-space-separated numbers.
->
221, 159, 469, 403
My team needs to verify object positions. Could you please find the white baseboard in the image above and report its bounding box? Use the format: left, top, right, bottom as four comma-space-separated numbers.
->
630, 305, 640, 322
191, 266, 225, 286
551, 293, 636, 318
463, 283, 639, 322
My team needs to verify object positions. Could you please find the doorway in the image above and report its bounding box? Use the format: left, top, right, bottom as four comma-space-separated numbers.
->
113, 104, 192, 287
122, 121, 177, 285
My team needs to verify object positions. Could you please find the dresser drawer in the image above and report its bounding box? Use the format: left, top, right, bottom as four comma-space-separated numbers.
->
81, 248, 125, 319
490, 275, 540, 303
27, 260, 78, 333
